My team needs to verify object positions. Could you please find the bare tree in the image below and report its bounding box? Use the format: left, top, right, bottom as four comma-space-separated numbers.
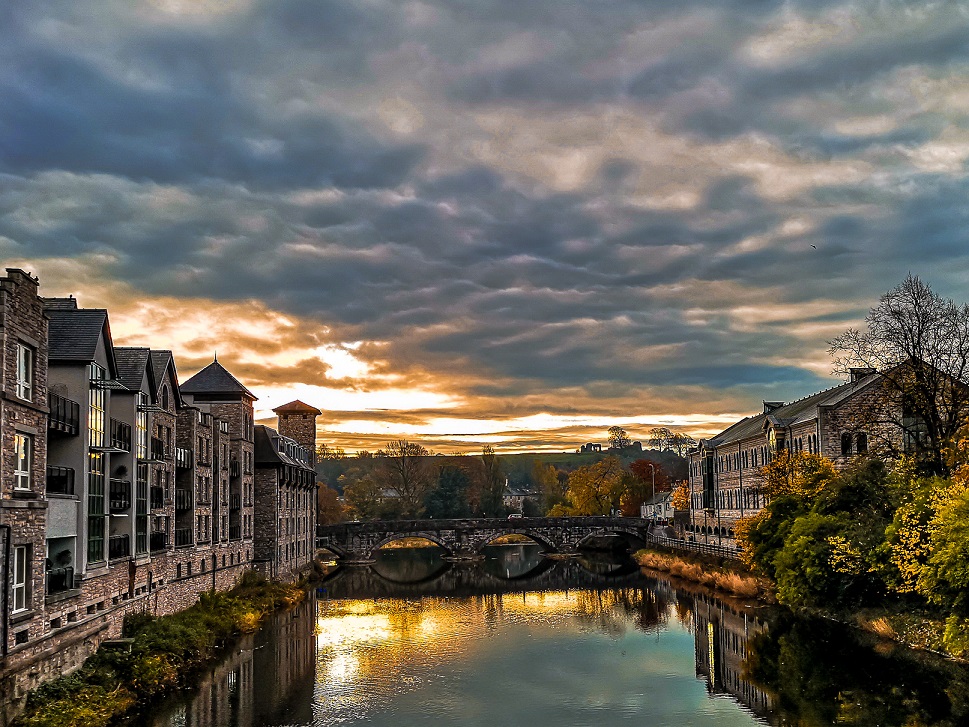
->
647, 427, 674, 451
378, 440, 436, 518
829, 274, 969, 475
670, 432, 698, 456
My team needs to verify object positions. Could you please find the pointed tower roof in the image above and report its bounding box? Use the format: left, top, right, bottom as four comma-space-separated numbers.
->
272, 400, 322, 415
180, 359, 257, 401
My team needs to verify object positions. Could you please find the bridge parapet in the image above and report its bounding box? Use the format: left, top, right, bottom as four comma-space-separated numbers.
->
317, 517, 652, 563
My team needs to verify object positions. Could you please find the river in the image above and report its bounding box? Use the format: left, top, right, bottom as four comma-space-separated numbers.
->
150, 544, 969, 727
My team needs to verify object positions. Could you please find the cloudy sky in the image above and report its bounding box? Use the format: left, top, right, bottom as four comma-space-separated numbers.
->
4, 0, 969, 453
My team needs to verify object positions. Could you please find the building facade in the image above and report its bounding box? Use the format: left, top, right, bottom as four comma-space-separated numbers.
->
0, 272, 320, 725
686, 369, 892, 547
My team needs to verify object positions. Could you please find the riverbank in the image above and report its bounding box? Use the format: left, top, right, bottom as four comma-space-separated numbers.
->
13, 572, 305, 727
634, 547, 969, 662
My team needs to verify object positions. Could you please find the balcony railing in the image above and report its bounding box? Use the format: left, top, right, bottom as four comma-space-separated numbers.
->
230, 461, 240, 479
175, 446, 193, 470
48, 392, 80, 435
109, 479, 131, 512
109, 534, 130, 560
228, 525, 241, 540
229, 493, 241, 511
174, 488, 193, 511
109, 418, 131, 452
150, 531, 168, 552
150, 486, 164, 509
140, 436, 166, 463
47, 465, 75, 495
174, 528, 193, 548
46, 566, 75, 594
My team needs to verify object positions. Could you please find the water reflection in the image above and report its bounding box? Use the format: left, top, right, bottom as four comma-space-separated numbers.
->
150, 547, 969, 727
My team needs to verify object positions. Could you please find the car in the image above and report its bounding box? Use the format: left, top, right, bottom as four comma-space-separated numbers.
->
507, 513, 523, 519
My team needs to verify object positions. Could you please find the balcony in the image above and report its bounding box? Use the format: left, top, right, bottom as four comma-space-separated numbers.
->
109, 479, 131, 512
230, 461, 240, 479
174, 528, 193, 548
175, 446, 193, 470
229, 493, 241, 511
47, 466, 75, 495
48, 392, 80, 436
108, 534, 130, 560
109, 418, 131, 452
140, 436, 166, 463
46, 567, 75, 594
150, 531, 168, 552
174, 488, 193, 511
150, 486, 164, 509
228, 525, 241, 540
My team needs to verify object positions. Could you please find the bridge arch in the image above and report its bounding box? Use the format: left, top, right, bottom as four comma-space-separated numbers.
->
370, 533, 454, 559
477, 530, 557, 554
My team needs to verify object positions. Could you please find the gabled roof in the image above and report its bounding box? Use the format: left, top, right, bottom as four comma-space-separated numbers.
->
273, 400, 321, 415
44, 303, 118, 377
149, 350, 184, 409
114, 347, 157, 398
701, 372, 881, 449
180, 359, 256, 400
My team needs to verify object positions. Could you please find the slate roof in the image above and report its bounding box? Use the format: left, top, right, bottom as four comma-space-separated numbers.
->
114, 347, 153, 393
45, 303, 118, 376
254, 425, 314, 470
273, 400, 322, 415
702, 372, 881, 448
180, 359, 256, 400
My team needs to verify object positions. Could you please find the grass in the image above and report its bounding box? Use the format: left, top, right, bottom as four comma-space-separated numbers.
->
634, 549, 769, 600
14, 572, 305, 727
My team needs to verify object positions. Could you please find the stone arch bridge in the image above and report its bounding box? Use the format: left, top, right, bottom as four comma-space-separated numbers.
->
316, 516, 653, 563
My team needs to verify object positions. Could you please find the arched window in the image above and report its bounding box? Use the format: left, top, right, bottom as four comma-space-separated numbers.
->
162, 386, 170, 411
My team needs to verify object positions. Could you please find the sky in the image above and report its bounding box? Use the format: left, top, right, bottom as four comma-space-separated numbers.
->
4, 1, 969, 454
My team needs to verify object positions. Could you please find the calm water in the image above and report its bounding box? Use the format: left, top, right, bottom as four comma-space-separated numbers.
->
151, 545, 969, 727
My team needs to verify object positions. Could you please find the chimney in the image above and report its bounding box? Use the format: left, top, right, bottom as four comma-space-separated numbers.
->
849, 367, 877, 383
273, 400, 322, 464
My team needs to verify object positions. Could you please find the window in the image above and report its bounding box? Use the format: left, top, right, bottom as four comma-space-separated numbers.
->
13, 545, 29, 612
841, 432, 853, 456
856, 432, 868, 454
88, 364, 106, 447
87, 452, 106, 563
162, 386, 170, 411
136, 393, 148, 459
16, 343, 33, 401
14, 433, 32, 490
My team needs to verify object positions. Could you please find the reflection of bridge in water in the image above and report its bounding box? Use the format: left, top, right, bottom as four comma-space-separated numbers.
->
319, 547, 646, 600
316, 516, 652, 562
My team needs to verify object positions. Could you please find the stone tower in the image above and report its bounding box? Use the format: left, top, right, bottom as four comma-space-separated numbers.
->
273, 400, 322, 463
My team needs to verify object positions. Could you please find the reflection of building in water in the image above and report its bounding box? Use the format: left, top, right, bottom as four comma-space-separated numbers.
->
692, 592, 775, 722
153, 595, 317, 727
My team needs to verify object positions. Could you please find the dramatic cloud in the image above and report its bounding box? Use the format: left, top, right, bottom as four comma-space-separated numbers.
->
4, 0, 969, 452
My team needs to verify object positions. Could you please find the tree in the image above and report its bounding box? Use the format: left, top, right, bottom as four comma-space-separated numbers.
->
475, 445, 506, 517
553, 456, 626, 516
340, 466, 386, 520
317, 484, 346, 525
670, 432, 698, 457
533, 461, 567, 514
424, 463, 473, 519
671, 481, 690, 510
647, 427, 675, 451
607, 426, 631, 451
829, 274, 969, 476
377, 440, 435, 518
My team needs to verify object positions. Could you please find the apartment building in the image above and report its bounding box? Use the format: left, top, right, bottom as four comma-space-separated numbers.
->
0, 272, 319, 724
686, 369, 889, 547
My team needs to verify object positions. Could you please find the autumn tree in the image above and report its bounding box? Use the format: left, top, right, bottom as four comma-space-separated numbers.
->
670, 433, 698, 456
553, 456, 626, 516
671, 481, 690, 510
340, 465, 386, 520
317, 484, 346, 525
647, 427, 674, 451
829, 274, 969, 476
533, 461, 567, 514
607, 426, 631, 451
475, 445, 506, 517
377, 439, 436, 518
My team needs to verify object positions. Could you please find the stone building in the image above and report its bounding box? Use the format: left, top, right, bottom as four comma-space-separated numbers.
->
686, 369, 890, 547
253, 401, 319, 580
0, 273, 324, 724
